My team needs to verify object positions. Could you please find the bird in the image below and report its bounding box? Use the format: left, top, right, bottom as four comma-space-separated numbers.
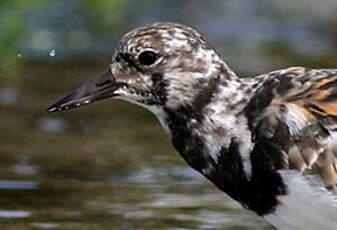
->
47, 22, 337, 230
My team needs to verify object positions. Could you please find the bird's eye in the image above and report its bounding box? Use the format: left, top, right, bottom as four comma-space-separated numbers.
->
138, 51, 158, 66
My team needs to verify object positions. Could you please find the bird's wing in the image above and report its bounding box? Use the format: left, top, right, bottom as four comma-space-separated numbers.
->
245, 66, 337, 190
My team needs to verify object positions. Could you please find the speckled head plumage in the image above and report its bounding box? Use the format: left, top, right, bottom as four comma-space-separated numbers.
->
47, 22, 236, 113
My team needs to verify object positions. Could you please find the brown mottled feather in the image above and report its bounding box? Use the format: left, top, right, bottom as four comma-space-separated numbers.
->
248, 66, 337, 190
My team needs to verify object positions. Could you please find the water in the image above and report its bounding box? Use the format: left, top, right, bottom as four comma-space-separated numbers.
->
0, 180, 37, 189
0, 164, 269, 229
0, 64, 273, 229
0, 88, 20, 105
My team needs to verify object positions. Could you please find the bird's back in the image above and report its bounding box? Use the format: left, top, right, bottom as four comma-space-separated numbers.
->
245, 66, 337, 229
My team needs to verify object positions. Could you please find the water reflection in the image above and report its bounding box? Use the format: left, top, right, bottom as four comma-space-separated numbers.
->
30, 223, 59, 229
0, 88, 20, 105
94, 165, 270, 229
0, 163, 270, 229
0, 210, 30, 218
0, 180, 37, 190
36, 117, 67, 133
13, 164, 39, 176
13, 155, 39, 176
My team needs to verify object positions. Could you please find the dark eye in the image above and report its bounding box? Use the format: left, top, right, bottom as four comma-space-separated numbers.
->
138, 51, 158, 66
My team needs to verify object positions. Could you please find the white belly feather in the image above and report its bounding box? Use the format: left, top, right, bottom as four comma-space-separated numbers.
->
265, 170, 337, 230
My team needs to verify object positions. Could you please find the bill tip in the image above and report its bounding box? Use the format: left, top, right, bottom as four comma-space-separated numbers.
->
46, 106, 58, 113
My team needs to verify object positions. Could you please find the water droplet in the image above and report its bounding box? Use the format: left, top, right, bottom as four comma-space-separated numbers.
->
49, 49, 56, 57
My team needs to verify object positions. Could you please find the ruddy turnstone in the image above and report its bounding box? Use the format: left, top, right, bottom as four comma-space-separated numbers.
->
47, 22, 337, 229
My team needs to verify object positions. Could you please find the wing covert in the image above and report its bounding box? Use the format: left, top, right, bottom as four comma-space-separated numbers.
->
246, 67, 337, 190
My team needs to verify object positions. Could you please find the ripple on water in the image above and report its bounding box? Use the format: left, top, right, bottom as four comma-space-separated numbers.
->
117, 165, 204, 185
104, 165, 269, 229
30, 223, 59, 229
36, 117, 67, 132
0, 210, 30, 218
13, 164, 39, 175
0, 88, 20, 105
0, 180, 38, 189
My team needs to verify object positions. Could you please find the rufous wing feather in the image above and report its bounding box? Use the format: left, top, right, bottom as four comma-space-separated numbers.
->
248, 67, 337, 190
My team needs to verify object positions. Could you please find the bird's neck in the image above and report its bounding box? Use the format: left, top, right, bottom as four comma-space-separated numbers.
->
148, 70, 287, 215
159, 99, 254, 206
153, 70, 262, 174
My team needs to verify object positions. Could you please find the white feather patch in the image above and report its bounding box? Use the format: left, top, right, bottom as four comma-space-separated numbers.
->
265, 170, 337, 230
282, 103, 309, 136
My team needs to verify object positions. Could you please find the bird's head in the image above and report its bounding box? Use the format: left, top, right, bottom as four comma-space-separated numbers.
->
47, 22, 231, 114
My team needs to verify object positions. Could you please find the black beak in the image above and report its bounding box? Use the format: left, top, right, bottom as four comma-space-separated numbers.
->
47, 68, 119, 112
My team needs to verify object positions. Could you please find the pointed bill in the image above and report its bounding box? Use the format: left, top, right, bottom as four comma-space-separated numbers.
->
47, 67, 122, 112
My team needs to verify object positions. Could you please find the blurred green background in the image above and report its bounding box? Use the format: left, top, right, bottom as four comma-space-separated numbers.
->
0, 1, 336, 229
